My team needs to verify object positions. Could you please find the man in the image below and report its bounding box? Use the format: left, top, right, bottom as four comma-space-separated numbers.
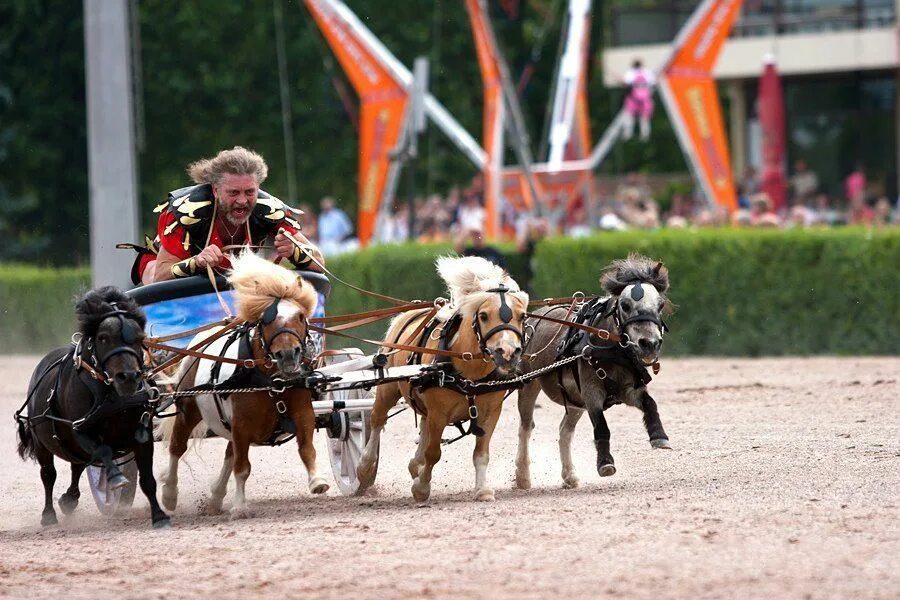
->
789, 159, 818, 205
132, 146, 322, 284
317, 196, 354, 256
453, 225, 507, 270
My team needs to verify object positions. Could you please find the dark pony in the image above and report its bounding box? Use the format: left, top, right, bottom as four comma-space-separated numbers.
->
514, 254, 673, 490
16, 286, 169, 528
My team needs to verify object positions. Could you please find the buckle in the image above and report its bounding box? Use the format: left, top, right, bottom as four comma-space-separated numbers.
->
595, 367, 607, 380
275, 400, 287, 414
468, 404, 478, 420
461, 352, 474, 361
269, 378, 287, 395
146, 386, 160, 401
242, 358, 256, 369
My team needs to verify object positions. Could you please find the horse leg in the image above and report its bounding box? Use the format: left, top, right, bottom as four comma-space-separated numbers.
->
514, 381, 539, 490
230, 430, 252, 519
559, 407, 585, 488
357, 384, 401, 492
292, 397, 329, 495
411, 414, 444, 503
74, 432, 127, 488
58, 463, 86, 515
206, 441, 233, 514
641, 391, 672, 449
133, 439, 169, 528
473, 404, 502, 502
161, 398, 203, 511
407, 417, 427, 480
580, 372, 615, 477
35, 444, 58, 526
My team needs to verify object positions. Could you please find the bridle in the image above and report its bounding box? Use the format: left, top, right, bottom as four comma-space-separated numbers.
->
255, 297, 310, 364
471, 284, 525, 357
74, 303, 144, 385
610, 283, 668, 346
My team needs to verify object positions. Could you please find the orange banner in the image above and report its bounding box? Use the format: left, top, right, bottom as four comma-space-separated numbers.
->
661, 0, 742, 212
567, 13, 593, 162
304, 0, 408, 246
465, 0, 503, 238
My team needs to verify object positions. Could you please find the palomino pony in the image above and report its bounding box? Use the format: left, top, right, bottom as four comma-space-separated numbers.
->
160, 252, 327, 517
357, 256, 529, 502
16, 287, 170, 528
515, 255, 672, 490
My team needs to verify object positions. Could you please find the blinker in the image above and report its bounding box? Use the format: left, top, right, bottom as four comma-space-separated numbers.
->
262, 298, 280, 325
109, 303, 137, 344
630, 283, 644, 301
488, 284, 513, 324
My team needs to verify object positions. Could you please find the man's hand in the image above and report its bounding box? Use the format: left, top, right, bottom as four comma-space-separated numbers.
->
194, 245, 225, 269
274, 230, 295, 259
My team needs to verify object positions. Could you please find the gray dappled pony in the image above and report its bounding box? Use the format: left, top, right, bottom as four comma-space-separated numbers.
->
515, 255, 672, 490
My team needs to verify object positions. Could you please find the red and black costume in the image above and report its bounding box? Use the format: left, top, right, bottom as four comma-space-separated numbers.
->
123, 183, 312, 284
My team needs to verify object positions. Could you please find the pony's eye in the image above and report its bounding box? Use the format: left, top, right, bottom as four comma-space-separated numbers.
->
97, 333, 109, 344
479, 312, 488, 322
519, 313, 526, 321
621, 300, 633, 312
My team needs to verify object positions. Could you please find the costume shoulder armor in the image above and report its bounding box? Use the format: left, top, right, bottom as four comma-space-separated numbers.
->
252, 192, 303, 231
160, 184, 215, 228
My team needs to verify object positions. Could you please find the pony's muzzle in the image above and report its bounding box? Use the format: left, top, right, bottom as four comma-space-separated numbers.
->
273, 345, 305, 374
491, 345, 522, 372
113, 370, 141, 395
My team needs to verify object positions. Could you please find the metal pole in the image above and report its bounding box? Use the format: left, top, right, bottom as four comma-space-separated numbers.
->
406, 58, 429, 242
274, 0, 298, 203
84, 0, 140, 288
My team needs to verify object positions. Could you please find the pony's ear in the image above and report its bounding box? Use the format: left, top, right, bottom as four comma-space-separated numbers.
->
651, 262, 670, 293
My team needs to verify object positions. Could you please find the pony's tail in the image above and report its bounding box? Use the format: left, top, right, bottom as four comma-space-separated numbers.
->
16, 419, 36, 462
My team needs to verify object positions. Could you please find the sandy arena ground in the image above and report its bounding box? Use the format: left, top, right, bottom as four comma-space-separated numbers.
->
0, 355, 897, 599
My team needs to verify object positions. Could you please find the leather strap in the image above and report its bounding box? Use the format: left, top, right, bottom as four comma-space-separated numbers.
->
525, 311, 622, 344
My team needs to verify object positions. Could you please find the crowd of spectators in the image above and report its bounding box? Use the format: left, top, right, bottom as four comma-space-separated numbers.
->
295, 161, 900, 257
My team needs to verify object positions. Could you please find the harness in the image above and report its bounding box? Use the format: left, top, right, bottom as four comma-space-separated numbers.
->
187, 303, 312, 447
14, 312, 159, 463
553, 286, 666, 408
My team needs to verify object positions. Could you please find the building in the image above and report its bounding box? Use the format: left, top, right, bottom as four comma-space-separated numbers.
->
603, 0, 899, 201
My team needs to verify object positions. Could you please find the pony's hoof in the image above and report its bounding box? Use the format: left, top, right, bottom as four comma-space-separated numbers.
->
411, 479, 430, 503
562, 474, 580, 489
230, 506, 254, 520
41, 512, 58, 527
514, 472, 532, 490
357, 459, 376, 489
475, 488, 496, 502
651, 438, 673, 450
598, 464, 617, 477
107, 473, 129, 490
161, 487, 177, 512
407, 461, 422, 480
58, 493, 79, 515
152, 517, 172, 530
198, 497, 224, 516
309, 478, 330, 495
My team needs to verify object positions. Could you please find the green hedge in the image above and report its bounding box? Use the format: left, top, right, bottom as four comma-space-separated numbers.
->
0, 264, 90, 352
2, 229, 898, 355
533, 228, 900, 356
325, 243, 529, 348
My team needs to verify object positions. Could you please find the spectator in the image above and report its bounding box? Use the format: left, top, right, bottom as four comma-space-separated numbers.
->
789, 159, 819, 205
749, 193, 781, 227
318, 196, 354, 255
456, 192, 485, 233
622, 188, 660, 228
845, 163, 867, 205
810, 193, 843, 226
516, 215, 550, 294
740, 165, 761, 197
453, 226, 507, 270
873, 196, 892, 226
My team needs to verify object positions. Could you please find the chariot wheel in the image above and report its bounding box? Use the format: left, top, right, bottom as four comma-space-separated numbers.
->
86, 453, 138, 516
322, 348, 375, 495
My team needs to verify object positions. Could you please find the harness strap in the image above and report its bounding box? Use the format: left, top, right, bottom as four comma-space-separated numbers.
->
307, 323, 484, 361
149, 318, 244, 375
525, 311, 622, 344
144, 339, 273, 369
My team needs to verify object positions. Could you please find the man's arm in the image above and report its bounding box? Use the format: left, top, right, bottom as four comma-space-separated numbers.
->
274, 228, 325, 272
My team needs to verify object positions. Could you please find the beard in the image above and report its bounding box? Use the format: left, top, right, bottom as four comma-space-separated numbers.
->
219, 197, 252, 226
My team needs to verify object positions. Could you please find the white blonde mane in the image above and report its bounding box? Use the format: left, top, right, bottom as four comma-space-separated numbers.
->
227, 252, 317, 322
435, 256, 526, 321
